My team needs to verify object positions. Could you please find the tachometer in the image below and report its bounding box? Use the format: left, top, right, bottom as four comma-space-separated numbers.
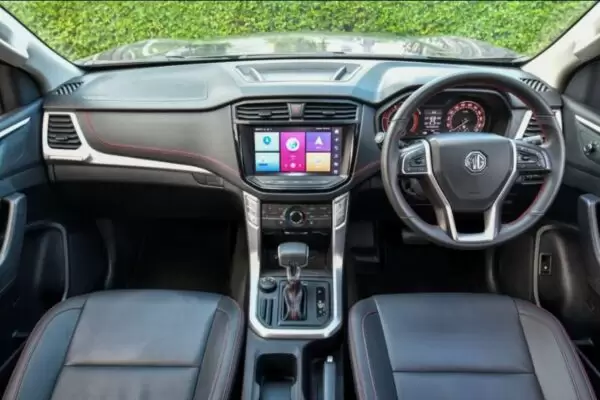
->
380, 103, 420, 135
445, 101, 486, 132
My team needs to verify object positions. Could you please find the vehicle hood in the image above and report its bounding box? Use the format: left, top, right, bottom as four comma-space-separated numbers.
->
76, 33, 521, 64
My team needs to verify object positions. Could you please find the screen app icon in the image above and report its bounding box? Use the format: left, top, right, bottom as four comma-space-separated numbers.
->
254, 132, 279, 152
255, 152, 280, 173
280, 132, 306, 172
306, 132, 331, 152
306, 153, 331, 172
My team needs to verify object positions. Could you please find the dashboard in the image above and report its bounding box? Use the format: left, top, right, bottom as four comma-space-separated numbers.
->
41, 58, 562, 203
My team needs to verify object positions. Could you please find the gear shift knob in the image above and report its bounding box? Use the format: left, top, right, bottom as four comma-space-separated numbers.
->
277, 242, 309, 281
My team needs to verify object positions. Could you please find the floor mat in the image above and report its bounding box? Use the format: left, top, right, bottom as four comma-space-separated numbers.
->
127, 221, 232, 294
355, 224, 487, 299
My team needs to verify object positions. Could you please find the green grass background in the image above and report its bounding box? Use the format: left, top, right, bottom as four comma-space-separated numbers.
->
1, 1, 594, 60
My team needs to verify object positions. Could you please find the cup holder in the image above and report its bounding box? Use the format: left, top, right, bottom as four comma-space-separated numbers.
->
255, 353, 297, 399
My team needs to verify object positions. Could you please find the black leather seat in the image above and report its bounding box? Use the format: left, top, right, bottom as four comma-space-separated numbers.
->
349, 293, 596, 400
2, 290, 244, 400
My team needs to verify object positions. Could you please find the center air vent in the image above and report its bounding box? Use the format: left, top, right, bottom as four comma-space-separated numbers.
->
235, 103, 290, 121
303, 102, 358, 120
52, 81, 83, 96
46, 114, 81, 149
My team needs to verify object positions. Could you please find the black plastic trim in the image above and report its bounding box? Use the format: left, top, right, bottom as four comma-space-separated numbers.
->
577, 194, 600, 297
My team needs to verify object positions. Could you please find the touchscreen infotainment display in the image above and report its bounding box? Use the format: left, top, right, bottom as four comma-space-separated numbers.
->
253, 127, 342, 175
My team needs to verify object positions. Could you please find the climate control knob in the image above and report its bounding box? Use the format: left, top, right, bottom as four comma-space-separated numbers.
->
288, 210, 306, 225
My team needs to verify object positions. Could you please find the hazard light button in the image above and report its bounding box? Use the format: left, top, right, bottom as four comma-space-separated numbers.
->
289, 103, 305, 118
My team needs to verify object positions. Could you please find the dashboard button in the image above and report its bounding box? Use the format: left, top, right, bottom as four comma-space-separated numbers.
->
288, 210, 305, 225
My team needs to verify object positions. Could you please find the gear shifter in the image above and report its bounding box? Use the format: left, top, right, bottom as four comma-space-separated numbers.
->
278, 242, 308, 321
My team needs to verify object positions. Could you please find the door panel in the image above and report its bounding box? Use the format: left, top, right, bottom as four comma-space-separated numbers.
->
561, 96, 600, 195
0, 98, 45, 388
0, 99, 43, 295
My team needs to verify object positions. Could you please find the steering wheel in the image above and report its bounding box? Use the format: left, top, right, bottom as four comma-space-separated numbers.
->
381, 71, 565, 250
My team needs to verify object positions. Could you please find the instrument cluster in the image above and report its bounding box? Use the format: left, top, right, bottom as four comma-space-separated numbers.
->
378, 91, 504, 138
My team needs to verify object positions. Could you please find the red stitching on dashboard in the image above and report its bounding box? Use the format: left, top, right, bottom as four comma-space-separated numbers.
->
81, 112, 240, 176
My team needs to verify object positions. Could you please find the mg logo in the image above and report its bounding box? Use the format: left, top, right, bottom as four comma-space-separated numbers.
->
464, 151, 487, 174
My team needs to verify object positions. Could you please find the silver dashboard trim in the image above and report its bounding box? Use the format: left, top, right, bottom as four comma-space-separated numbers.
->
42, 112, 214, 175
244, 191, 348, 339
514, 109, 563, 139
0, 117, 30, 140
575, 114, 600, 134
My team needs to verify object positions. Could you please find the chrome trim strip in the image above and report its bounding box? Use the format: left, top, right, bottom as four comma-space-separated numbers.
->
245, 191, 348, 339
514, 109, 562, 139
421, 139, 518, 243
42, 112, 214, 175
575, 114, 600, 134
0, 117, 30, 140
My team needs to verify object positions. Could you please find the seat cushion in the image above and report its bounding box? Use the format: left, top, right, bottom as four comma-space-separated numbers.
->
3, 290, 244, 400
349, 293, 595, 400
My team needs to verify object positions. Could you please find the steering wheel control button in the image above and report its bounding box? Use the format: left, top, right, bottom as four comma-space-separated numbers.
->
516, 145, 548, 172
402, 148, 428, 175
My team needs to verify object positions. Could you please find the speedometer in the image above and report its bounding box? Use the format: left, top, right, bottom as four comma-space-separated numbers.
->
380, 103, 420, 135
445, 101, 486, 132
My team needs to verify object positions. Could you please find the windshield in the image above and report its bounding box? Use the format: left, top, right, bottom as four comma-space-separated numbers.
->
2, 0, 595, 64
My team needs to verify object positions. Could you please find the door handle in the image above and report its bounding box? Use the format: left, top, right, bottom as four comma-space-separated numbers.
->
0, 193, 26, 294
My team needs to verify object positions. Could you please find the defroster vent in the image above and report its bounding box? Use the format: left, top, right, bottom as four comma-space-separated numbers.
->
46, 114, 81, 149
303, 102, 357, 120
235, 103, 290, 121
520, 78, 549, 92
53, 81, 83, 96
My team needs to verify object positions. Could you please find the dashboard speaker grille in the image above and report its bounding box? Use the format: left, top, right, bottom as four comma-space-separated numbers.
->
46, 114, 82, 149
303, 102, 357, 120
235, 103, 290, 120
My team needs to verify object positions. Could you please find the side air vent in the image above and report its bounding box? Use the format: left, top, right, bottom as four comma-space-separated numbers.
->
303, 102, 358, 120
235, 103, 290, 120
524, 114, 543, 137
522, 110, 562, 138
52, 81, 83, 96
46, 114, 81, 149
520, 78, 549, 92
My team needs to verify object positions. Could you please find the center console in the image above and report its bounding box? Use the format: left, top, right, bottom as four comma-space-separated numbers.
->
236, 100, 358, 399
244, 193, 348, 338
242, 192, 348, 399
